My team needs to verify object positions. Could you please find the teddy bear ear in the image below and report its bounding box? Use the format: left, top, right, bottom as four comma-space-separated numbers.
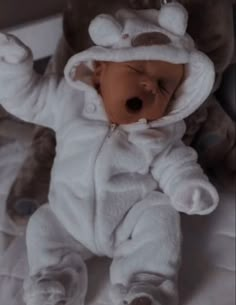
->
159, 2, 188, 36
88, 14, 123, 47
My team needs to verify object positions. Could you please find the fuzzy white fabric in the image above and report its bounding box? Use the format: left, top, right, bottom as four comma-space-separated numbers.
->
0, 176, 234, 305
0, 5, 219, 305
158, 2, 188, 36
88, 14, 123, 47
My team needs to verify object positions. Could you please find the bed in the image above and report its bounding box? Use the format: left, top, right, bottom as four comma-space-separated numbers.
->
0, 11, 235, 305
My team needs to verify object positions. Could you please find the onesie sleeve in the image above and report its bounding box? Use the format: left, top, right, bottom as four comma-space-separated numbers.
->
151, 121, 219, 215
0, 33, 66, 130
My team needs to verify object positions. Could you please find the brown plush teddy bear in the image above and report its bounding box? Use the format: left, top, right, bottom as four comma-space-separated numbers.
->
5, 0, 235, 224
6, 127, 55, 225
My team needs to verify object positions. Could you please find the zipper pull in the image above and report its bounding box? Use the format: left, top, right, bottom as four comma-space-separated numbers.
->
108, 123, 117, 137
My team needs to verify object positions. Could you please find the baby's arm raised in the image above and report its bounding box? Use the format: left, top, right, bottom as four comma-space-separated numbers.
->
0, 33, 63, 130
151, 123, 219, 215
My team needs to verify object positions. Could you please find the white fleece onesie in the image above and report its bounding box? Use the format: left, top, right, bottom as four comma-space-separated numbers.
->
0, 4, 219, 305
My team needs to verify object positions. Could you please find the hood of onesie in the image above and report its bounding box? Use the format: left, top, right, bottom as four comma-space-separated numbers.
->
64, 2, 215, 127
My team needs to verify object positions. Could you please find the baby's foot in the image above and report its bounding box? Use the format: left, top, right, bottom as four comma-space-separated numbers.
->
24, 277, 66, 305
128, 296, 152, 305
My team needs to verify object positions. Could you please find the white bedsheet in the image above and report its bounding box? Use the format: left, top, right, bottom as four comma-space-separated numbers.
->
0, 142, 235, 305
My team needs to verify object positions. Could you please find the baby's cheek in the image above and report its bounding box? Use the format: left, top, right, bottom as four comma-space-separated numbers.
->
144, 102, 167, 121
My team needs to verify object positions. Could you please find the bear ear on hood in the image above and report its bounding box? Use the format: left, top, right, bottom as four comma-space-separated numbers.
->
159, 2, 188, 36
89, 14, 122, 47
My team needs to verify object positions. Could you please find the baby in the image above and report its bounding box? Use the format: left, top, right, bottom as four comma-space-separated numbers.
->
0, 3, 219, 305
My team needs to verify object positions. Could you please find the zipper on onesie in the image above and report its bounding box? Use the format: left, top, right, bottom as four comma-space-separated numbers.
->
93, 122, 118, 254
107, 123, 117, 138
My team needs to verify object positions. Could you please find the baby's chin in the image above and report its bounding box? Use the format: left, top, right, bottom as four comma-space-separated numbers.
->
107, 114, 136, 125
107, 111, 149, 125
109, 112, 164, 125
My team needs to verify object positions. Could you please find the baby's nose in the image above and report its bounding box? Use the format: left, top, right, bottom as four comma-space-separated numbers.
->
140, 77, 157, 95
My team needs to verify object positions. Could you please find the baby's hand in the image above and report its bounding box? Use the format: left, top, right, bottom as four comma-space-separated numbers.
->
0, 32, 29, 64
171, 182, 219, 215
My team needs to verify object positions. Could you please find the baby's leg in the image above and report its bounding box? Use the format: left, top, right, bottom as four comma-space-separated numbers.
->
24, 204, 92, 305
110, 193, 181, 305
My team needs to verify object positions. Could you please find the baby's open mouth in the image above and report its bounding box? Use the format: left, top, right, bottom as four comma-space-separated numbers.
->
126, 97, 143, 113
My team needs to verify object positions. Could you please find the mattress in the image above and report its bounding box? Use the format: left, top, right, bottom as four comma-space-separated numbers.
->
0, 139, 235, 305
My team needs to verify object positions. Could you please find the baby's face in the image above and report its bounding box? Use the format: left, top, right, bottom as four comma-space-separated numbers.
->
93, 60, 184, 124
